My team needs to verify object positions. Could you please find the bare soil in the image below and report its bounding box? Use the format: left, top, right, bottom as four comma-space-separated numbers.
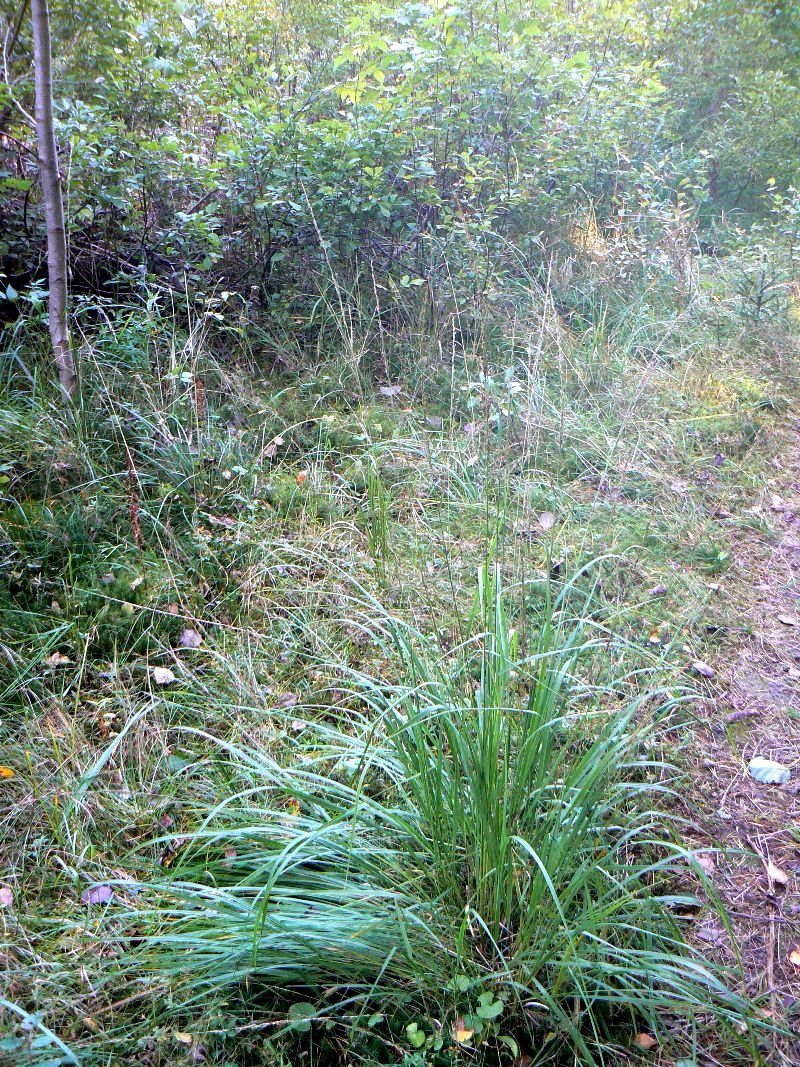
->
687, 418, 800, 1064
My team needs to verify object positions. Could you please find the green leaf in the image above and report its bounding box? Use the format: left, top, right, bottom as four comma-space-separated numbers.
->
405, 1023, 426, 1048
566, 51, 591, 70
519, 19, 543, 37
476, 991, 504, 1020
499, 1034, 520, 1056
288, 1002, 316, 1033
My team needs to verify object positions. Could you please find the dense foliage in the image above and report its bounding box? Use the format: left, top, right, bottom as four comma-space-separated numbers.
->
3, 0, 800, 339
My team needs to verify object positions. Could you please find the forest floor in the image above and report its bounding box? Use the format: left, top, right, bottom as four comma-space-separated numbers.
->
2, 304, 800, 1064
684, 411, 800, 1061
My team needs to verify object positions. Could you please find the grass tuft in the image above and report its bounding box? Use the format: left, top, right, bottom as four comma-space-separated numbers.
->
110, 566, 754, 1063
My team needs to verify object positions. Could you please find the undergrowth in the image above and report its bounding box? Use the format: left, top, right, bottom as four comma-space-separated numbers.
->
1, 268, 795, 1064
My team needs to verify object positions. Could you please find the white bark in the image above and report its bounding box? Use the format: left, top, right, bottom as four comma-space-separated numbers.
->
31, 0, 76, 399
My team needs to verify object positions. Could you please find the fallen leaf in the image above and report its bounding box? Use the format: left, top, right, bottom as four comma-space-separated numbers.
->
696, 920, 727, 946
151, 666, 177, 686
130, 575, 144, 591
179, 628, 203, 649
378, 384, 402, 397
538, 511, 555, 531
777, 614, 798, 627
263, 435, 285, 458
633, 1032, 657, 1050
45, 651, 70, 667
100, 572, 115, 585
82, 884, 114, 906
174, 1033, 193, 1045
766, 861, 789, 887
788, 945, 800, 969
691, 660, 715, 679
452, 1017, 474, 1044
295, 470, 309, 485
0, 886, 12, 908
0, 766, 13, 779
690, 851, 715, 876
747, 756, 791, 785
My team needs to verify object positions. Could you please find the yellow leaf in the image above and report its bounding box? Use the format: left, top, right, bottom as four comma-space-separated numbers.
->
788, 945, 800, 968
296, 470, 309, 485
633, 1032, 657, 1050
0, 766, 14, 779
46, 651, 70, 667
452, 1017, 474, 1044
767, 861, 788, 887
174, 1032, 193, 1044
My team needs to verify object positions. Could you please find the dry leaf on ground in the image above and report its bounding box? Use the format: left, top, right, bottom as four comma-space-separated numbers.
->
633, 1032, 657, 1050
691, 660, 715, 678
82, 884, 114, 906
747, 756, 791, 785
45, 651, 70, 667
151, 666, 177, 686
767, 861, 789, 887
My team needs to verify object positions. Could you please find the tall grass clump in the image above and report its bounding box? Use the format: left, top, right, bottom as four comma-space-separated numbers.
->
111, 565, 753, 1064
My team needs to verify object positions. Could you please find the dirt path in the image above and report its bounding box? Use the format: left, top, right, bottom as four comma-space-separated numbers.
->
689, 417, 800, 1062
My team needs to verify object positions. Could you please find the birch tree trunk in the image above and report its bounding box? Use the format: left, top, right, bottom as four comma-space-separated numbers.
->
31, 0, 76, 399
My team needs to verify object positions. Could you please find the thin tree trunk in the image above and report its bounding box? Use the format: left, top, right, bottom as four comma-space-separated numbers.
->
31, 0, 76, 399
